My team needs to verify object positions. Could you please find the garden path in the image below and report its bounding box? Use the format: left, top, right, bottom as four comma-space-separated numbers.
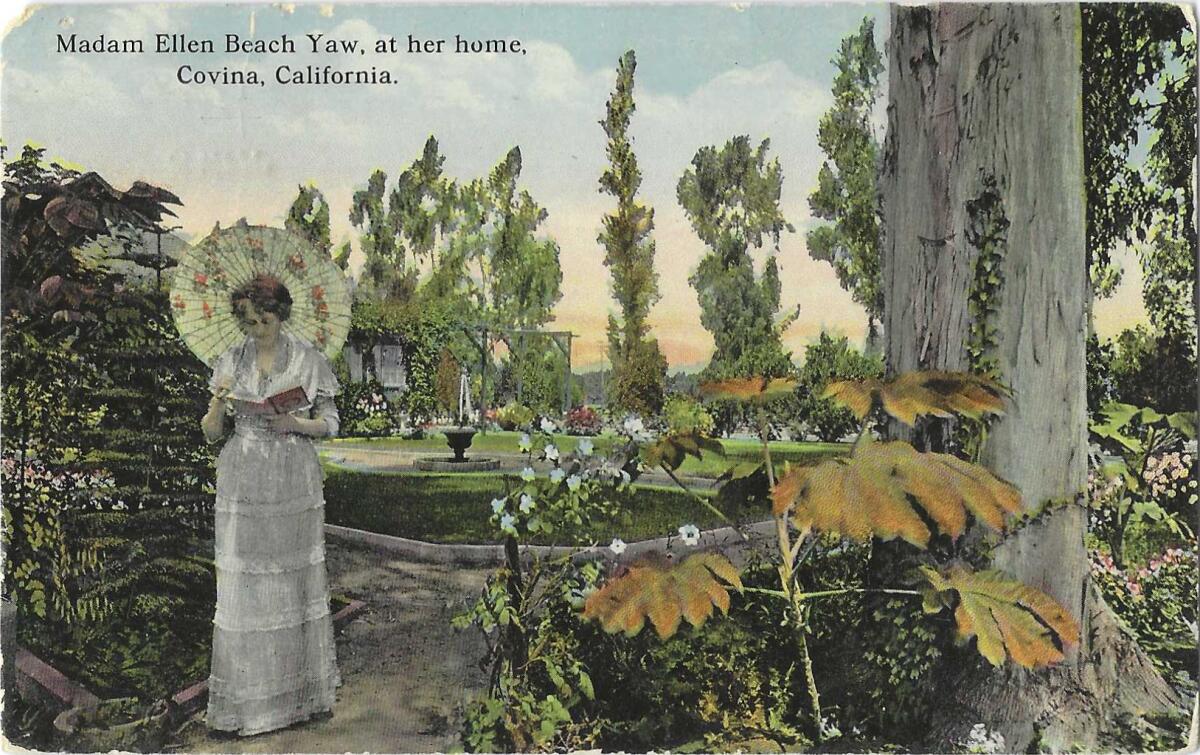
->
171, 538, 491, 753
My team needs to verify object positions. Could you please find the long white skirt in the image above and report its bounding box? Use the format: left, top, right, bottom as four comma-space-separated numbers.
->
206, 425, 341, 736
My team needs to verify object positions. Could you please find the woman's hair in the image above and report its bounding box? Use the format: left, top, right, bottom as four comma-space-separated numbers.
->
230, 273, 293, 323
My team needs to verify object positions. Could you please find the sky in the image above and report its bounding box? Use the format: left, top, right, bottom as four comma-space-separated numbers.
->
1, 2, 1149, 370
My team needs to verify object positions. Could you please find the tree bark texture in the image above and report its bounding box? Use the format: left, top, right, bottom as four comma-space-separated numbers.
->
881, 4, 1177, 750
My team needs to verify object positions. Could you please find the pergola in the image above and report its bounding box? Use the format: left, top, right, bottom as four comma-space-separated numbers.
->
463, 323, 576, 420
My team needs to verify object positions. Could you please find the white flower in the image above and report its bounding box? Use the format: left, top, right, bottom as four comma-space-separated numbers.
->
490, 497, 507, 514
964, 723, 1006, 755
519, 494, 535, 514
500, 513, 517, 534
609, 538, 627, 555
623, 416, 645, 435
577, 438, 594, 456
544, 444, 560, 463
518, 433, 532, 452
678, 524, 701, 546
540, 417, 557, 434
520, 467, 536, 481
549, 468, 565, 484
567, 474, 582, 492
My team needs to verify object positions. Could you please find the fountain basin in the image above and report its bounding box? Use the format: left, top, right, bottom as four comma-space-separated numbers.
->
414, 457, 500, 472
414, 426, 500, 471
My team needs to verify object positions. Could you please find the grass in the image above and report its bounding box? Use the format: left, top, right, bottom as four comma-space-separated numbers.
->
327, 431, 846, 480
323, 466, 771, 545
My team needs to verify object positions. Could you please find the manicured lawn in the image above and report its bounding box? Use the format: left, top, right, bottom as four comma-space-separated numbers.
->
327, 431, 846, 479
323, 466, 771, 545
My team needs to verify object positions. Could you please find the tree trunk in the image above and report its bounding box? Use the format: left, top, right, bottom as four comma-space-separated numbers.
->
881, 4, 1178, 750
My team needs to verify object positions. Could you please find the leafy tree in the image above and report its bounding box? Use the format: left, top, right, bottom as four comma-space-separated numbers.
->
287, 183, 350, 271
1108, 325, 1196, 414
350, 168, 416, 302
677, 136, 796, 383
392, 136, 459, 275
1082, 3, 1196, 315
791, 331, 883, 442
483, 147, 563, 330
598, 50, 667, 415
807, 18, 885, 340
285, 183, 332, 254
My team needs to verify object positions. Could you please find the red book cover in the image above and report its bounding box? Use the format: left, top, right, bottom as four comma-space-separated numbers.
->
239, 386, 311, 416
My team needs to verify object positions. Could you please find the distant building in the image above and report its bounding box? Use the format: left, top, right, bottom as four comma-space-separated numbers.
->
344, 341, 407, 391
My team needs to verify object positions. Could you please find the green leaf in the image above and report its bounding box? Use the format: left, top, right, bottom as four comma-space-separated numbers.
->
1166, 412, 1198, 439
578, 671, 594, 700
1099, 402, 1141, 428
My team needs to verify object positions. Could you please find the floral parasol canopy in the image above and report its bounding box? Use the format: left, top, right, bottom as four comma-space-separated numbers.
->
170, 221, 351, 366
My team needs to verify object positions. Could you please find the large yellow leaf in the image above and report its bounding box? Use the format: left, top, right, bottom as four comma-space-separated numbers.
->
823, 371, 1008, 426
920, 566, 1080, 668
642, 431, 725, 472
582, 553, 743, 639
770, 438, 1021, 545
699, 376, 798, 404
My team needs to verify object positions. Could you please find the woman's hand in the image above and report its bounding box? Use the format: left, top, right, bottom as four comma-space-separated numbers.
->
201, 379, 234, 443
267, 413, 303, 435
267, 413, 325, 437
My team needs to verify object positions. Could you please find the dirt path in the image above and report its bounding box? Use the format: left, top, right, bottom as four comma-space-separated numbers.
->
172, 539, 492, 753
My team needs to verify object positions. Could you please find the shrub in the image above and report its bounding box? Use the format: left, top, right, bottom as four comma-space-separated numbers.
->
337, 379, 399, 437
1091, 548, 1198, 682
608, 339, 668, 418
551, 560, 808, 753
564, 406, 603, 436
496, 402, 534, 431
790, 332, 883, 442
663, 394, 715, 436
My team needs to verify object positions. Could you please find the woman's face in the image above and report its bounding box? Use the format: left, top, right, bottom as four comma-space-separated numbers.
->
236, 301, 282, 343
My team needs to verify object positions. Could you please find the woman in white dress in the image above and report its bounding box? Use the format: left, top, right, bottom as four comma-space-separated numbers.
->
200, 274, 341, 736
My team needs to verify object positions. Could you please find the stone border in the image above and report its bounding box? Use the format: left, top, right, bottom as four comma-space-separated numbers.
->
325, 519, 779, 566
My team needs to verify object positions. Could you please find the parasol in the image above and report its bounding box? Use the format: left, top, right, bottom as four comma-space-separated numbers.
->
170, 221, 352, 366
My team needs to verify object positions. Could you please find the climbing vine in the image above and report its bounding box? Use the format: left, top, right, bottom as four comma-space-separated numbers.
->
958, 175, 1011, 461
964, 174, 1010, 382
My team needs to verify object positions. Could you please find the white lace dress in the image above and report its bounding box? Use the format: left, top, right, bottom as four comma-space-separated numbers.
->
205, 332, 342, 736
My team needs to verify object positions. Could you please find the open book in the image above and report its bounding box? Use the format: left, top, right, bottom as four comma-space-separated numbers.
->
233, 386, 312, 416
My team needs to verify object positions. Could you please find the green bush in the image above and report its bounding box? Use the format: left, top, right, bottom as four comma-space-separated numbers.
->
791, 332, 882, 442
560, 560, 809, 752
336, 379, 399, 437
608, 339, 668, 418
663, 394, 715, 436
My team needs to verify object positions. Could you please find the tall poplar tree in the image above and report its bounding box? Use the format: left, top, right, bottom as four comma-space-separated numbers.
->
807, 17, 884, 342
598, 50, 667, 416
677, 136, 795, 382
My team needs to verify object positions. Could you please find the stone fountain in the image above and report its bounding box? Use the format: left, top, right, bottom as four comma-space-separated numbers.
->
415, 370, 500, 472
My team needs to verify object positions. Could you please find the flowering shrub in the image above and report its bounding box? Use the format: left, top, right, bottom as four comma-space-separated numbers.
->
496, 402, 535, 431
1091, 547, 1198, 679
454, 418, 652, 751
564, 406, 602, 436
1087, 403, 1197, 566
1143, 451, 1197, 516
337, 380, 399, 437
